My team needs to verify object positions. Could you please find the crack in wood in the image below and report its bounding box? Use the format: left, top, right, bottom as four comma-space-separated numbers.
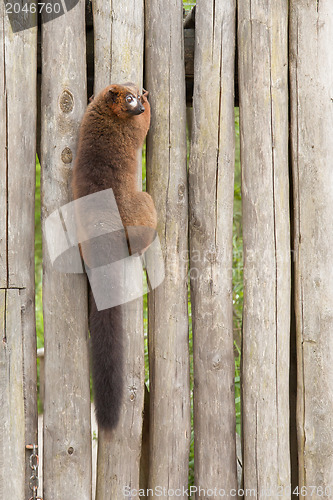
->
2, 289, 7, 344
215, 20, 223, 247
255, 401, 259, 498
165, 23, 172, 244
109, 0, 113, 85
0, 287, 26, 290
3, 16, 9, 289
268, 27, 280, 481
212, 0, 216, 60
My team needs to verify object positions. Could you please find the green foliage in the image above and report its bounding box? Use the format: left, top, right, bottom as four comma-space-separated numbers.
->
183, 0, 196, 12
35, 156, 44, 414
35, 156, 44, 348
233, 108, 242, 437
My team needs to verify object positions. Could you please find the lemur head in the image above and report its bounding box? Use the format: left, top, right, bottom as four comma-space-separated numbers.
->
101, 83, 149, 118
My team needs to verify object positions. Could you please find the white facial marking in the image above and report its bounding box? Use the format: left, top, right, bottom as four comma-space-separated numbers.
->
126, 94, 137, 108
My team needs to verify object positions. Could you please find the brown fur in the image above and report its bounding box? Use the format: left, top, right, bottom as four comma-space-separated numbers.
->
72, 83, 157, 429
72, 83, 157, 245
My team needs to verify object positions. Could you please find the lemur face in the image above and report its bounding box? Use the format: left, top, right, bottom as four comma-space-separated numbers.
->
124, 92, 145, 115
104, 83, 149, 118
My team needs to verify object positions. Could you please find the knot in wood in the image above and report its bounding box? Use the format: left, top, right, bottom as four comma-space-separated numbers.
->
178, 183, 186, 202
212, 355, 222, 370
191, 213, 201, 230
61, 147, 73, 164
205, 248, 218, 264
129, 385, 137, 401
60, 90, 74, 113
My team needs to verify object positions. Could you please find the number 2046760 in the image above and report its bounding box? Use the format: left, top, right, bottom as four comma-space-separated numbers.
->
6, 2, 62, 14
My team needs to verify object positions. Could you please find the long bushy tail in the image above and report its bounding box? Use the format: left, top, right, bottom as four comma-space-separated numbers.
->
89, 289, 123, 430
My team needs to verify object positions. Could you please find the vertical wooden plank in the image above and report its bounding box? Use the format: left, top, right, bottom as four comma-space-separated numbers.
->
0, 5, 38, 498
238, 0, 291, 495
0, 11, 7, 288
290, 1, 333, 488
145, 0, 190, 493
93, 0, 144, 92
0, 290, 25, 498
92, 1, 146, 498
41, 1, 92, 498
189, 0, 238, 493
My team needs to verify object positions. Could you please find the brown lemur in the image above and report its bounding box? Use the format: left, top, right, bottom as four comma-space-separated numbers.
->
72, 83, 157, 429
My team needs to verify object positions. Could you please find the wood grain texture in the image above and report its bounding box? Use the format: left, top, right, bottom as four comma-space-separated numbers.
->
41, 1, 92, 498
188, 0, 238, 494
238, 0, 291, 496
0, 7, 7, 289
145, 0, 190, 494
0, 6, 38, 498
0, 290, 25, 499
92, 1, 146, 498
290, 0, 333, 488
93, 0, 144, 93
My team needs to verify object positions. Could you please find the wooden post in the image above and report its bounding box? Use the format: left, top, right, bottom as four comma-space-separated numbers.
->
145, 0, 190, 493
0, 290, 25, 498
188, 0, 238, 494
0, 6, 37, 499
92, 1, 146, 498
290, 1, 333, 489
238, 0, 291, 495
41, 1, 92, 498
93, 0, 144, 92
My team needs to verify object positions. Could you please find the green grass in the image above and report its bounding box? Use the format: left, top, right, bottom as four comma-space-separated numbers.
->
183, 0, 196, 12
35, 156, 43, 413
233, 108, 242, 437
35, 156, 43, 348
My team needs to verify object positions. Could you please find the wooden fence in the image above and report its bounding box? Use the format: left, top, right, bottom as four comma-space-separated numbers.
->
1, 0, 333, 499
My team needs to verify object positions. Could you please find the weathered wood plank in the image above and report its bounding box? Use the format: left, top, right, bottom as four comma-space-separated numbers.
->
0, 289, 25, 499
0, 9, 7, 289
188, 0, 238, 494
145, 0, 190, 493
0, 7, 38, 498
92, 1, 146, 498
41, 1, 92, 498
290, 0, 333, 488
238, 0, 290, 496
93, 0, 144, 92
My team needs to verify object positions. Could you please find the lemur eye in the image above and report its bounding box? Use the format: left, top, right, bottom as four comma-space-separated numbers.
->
126, 95, 134, 103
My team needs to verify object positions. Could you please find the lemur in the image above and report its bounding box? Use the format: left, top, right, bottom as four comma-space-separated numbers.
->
72, 83, 157, 429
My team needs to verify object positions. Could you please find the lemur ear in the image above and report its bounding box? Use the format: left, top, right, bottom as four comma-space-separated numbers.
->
142, 88, 149, 97
107, 88, 119, 103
